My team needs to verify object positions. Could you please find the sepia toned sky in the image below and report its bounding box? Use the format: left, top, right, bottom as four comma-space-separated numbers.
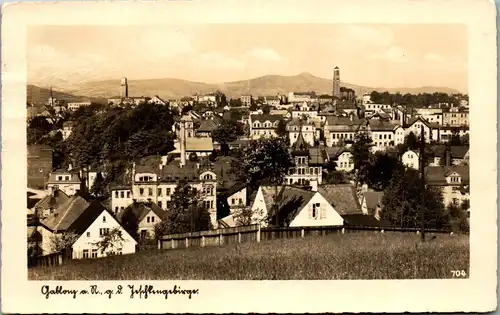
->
28, 24, 468, 92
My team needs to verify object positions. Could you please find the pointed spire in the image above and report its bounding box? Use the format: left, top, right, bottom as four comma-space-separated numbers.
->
292, 120, 309, 156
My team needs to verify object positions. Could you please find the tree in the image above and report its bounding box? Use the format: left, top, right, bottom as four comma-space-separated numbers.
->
235, 138, 293, 189
154, 181, 212, 236
229, 98, 243, 107
50, 231, 79, 253
189, 152, 199, 162
232, 205, 267, 226
366, 152, 404, 191
275, 119, 288, 139
381, 168, 449, 229
351, 132, 373, 186
249, 102, 258, 111
261, 105, 271, 114
93, 227, 126, 255
212, 120, 244, 155
460, 134, 469, 146
404, 132, 418, 150
90, 172, 106, 197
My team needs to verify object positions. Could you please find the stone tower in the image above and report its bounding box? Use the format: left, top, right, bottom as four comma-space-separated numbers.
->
120, 77, 128, 98
179, 115, 194, 167
332, 66, 340, 98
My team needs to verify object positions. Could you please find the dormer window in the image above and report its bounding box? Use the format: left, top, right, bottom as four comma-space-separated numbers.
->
449, 175, 461, 183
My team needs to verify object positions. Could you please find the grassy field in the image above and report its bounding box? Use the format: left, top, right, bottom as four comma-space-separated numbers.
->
29, 233, 469, 280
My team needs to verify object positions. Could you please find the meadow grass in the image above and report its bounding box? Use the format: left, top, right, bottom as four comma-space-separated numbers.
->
28, 233, 469, 280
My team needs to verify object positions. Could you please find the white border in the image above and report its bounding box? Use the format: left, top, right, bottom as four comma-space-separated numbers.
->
1, 0, 497, 313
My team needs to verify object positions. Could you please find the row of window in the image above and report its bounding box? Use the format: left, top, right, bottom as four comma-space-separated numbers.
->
115, 191, 131, 199
289, 167, 321, 175
253, 130, 275, 136
231, 198, 244, 205
337, 161, 353, 169
56, 175, 71, 181
82, 248, 122, 259
253, 122, 279, 128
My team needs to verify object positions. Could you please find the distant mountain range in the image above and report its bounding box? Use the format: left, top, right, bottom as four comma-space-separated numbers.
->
28, 72, 462, 104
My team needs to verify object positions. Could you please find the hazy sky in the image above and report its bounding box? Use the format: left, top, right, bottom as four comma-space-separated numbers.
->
28, 24, 468, 92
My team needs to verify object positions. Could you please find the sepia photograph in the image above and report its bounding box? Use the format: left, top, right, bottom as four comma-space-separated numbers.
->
1, 0, 497, 313
25, 22, 472, 280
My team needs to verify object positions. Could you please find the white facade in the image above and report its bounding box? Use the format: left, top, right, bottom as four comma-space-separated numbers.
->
289, 192, 344, 227
336, 151, 354, 172
402, 150, 419, 170
67, 101, 92, 111
47, 181, 80, 197
394, 126, 405, 146
228, 187, 247, 213
72, 210, 137, 259
138, 209, 163, 239
370, 130, 395, 152
111, 188, 133, 215
406, 119, 439, 143
288, 124, 315, 146
249, 187, 270, 226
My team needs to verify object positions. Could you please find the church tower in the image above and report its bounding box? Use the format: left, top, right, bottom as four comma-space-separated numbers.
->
120, 77, 129, 98
179, 114, 194, 167
332, 66, 340, 98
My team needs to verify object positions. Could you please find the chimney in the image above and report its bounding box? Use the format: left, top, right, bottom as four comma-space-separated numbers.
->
310, 179, 318, 192
49, 185, 55, 196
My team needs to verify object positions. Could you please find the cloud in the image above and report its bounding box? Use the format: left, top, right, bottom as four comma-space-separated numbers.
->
369, 46, 409, 63
246, 48, 281, 62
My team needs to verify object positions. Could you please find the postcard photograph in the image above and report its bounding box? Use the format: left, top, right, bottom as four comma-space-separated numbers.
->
1, 0, 497, 313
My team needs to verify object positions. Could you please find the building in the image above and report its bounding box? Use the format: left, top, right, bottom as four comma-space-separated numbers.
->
67, 101, 92, 111
28, 144, 53, 189
291, 102, 320, 122
249, 114, 282, 139
288, 92, 317, 103
284, 131, 324, 186
332, 66, 340, 98
196, 119, 218, 138
324, 116, 366, 147
402, 150, 420, 170
324, 146, 354, 172
149, 95, 167, 105
32, 189, 70, 220
117, 202, 167, 240
405, 117, 440, 143
46, 170, 81, 196
287, 119, 315, 146
264, 95, 281, 106
428, 145, 470, 166
442, 107, 469, 127
240, 95, 252, 107
367, 119, 401, 152
110, 185, 133, 215
339, 87, 355, 101
107, 77, 148, 106
359, 191, 383, 219
425, 165, 470, 207
38, 196, 137, 258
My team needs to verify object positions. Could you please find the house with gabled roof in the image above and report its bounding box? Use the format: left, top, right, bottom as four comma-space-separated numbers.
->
284, 130, 325, 186
359, 191, 383, 219
117, 202, 168, 240
37, 196, 137, 258
32, 189, 70, 220
324, 146, 354, 172
405, 116, 440, 143
249, 114, 282, 139
287, 119, 316, 146
196, 119, 218, 137
323, 116, 367, 147
429, 145, 469, 166
46, 170, 82, 196
425, 165, 470, 207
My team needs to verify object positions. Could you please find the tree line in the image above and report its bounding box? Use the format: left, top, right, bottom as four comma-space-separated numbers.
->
369, 91, 468, 107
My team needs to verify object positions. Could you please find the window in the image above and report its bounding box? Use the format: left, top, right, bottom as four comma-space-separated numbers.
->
239, 198, 243, 205
148, 188, 153, 196
141, 230, 147, 239
139, 188, 144, 196
158, 201, 162, 208
166, 188, 171, 195
58, 176, 63, 181
147, 217, 150, 223
99, 228, 109, 236
86, 232, 90, 237
65, 176, 70, 181
115, 191, 119, 198
83, 249, 89, 259
120, 206, 124, 211
231, 198, 235, 205
117, 248, 122, 255
102, 216, 106, 223
165, 201, 169, 209
127, 191, 131, 198
120, 191, 124, 198
115, 206, 118, 213
151, 216, 155, 223
157, 188, 163, 196
91, 249, 98, 258
211, 200, 214, 209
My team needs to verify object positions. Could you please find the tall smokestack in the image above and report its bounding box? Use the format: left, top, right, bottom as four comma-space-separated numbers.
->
180, 116, 187, 167
120, 77, 128, 98
333, 66, 340, 98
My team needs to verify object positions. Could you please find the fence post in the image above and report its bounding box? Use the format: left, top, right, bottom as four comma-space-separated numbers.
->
201, 236, 205, 247
185, 237, 189, 248
171, 239, 174, 249
301, 229, 304, 238
58, 254, 63, 265
158, 239, 162, 250
257, 224, 261, 243
238, 233, 242, 244
219, 233, 223, 246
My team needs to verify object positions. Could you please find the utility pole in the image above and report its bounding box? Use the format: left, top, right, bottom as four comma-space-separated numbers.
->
419, 125, 426, 242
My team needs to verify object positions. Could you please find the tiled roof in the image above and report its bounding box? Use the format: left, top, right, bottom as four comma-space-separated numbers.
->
425, 165, 470, 186
363, 191, 383, 211
317, 184, 363, 215
197, 119, 218, 132
67, 201, 109, 236
117, 202, 167, 225
308, 147, 326, 165
250, 114, 282, 123
368, 119, 398, 131
218, 182, 247, 198
41, 195, 90, 232
429, 145, 469, 159
260, 185, 316, 221
33, 190, 70, 212
186, 137, 214, 151
47, 171, 81, 184
324, 146, 348, 160
407, 117, 440, 129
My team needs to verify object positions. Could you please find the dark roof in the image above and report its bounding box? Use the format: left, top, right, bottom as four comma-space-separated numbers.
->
341, 214, 390, 227
308, 147, 326, 165
260, 186, 316, 221
67, 201, 108, 236
41, 195, 90, 232
291, 124, 309, 156
317, 184, 363, 215
218, 182, 247, 198
33, 190, 70, 211
368, 119, 398, 131
425, 165, 470, 186
117, 202, 167, 224
250, 114, 282, 123
407, 117, 440, 129
197, 119, 218, 132
429, 145, 469, 159
324, 146, 349, 160
363, 191, 383, 211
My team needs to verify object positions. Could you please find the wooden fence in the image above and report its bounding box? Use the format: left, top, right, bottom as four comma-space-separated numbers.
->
28, 250, 72, 268
158, 225, 453, 250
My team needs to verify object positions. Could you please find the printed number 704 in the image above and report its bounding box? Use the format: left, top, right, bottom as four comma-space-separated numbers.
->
451, 270, 467, 278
